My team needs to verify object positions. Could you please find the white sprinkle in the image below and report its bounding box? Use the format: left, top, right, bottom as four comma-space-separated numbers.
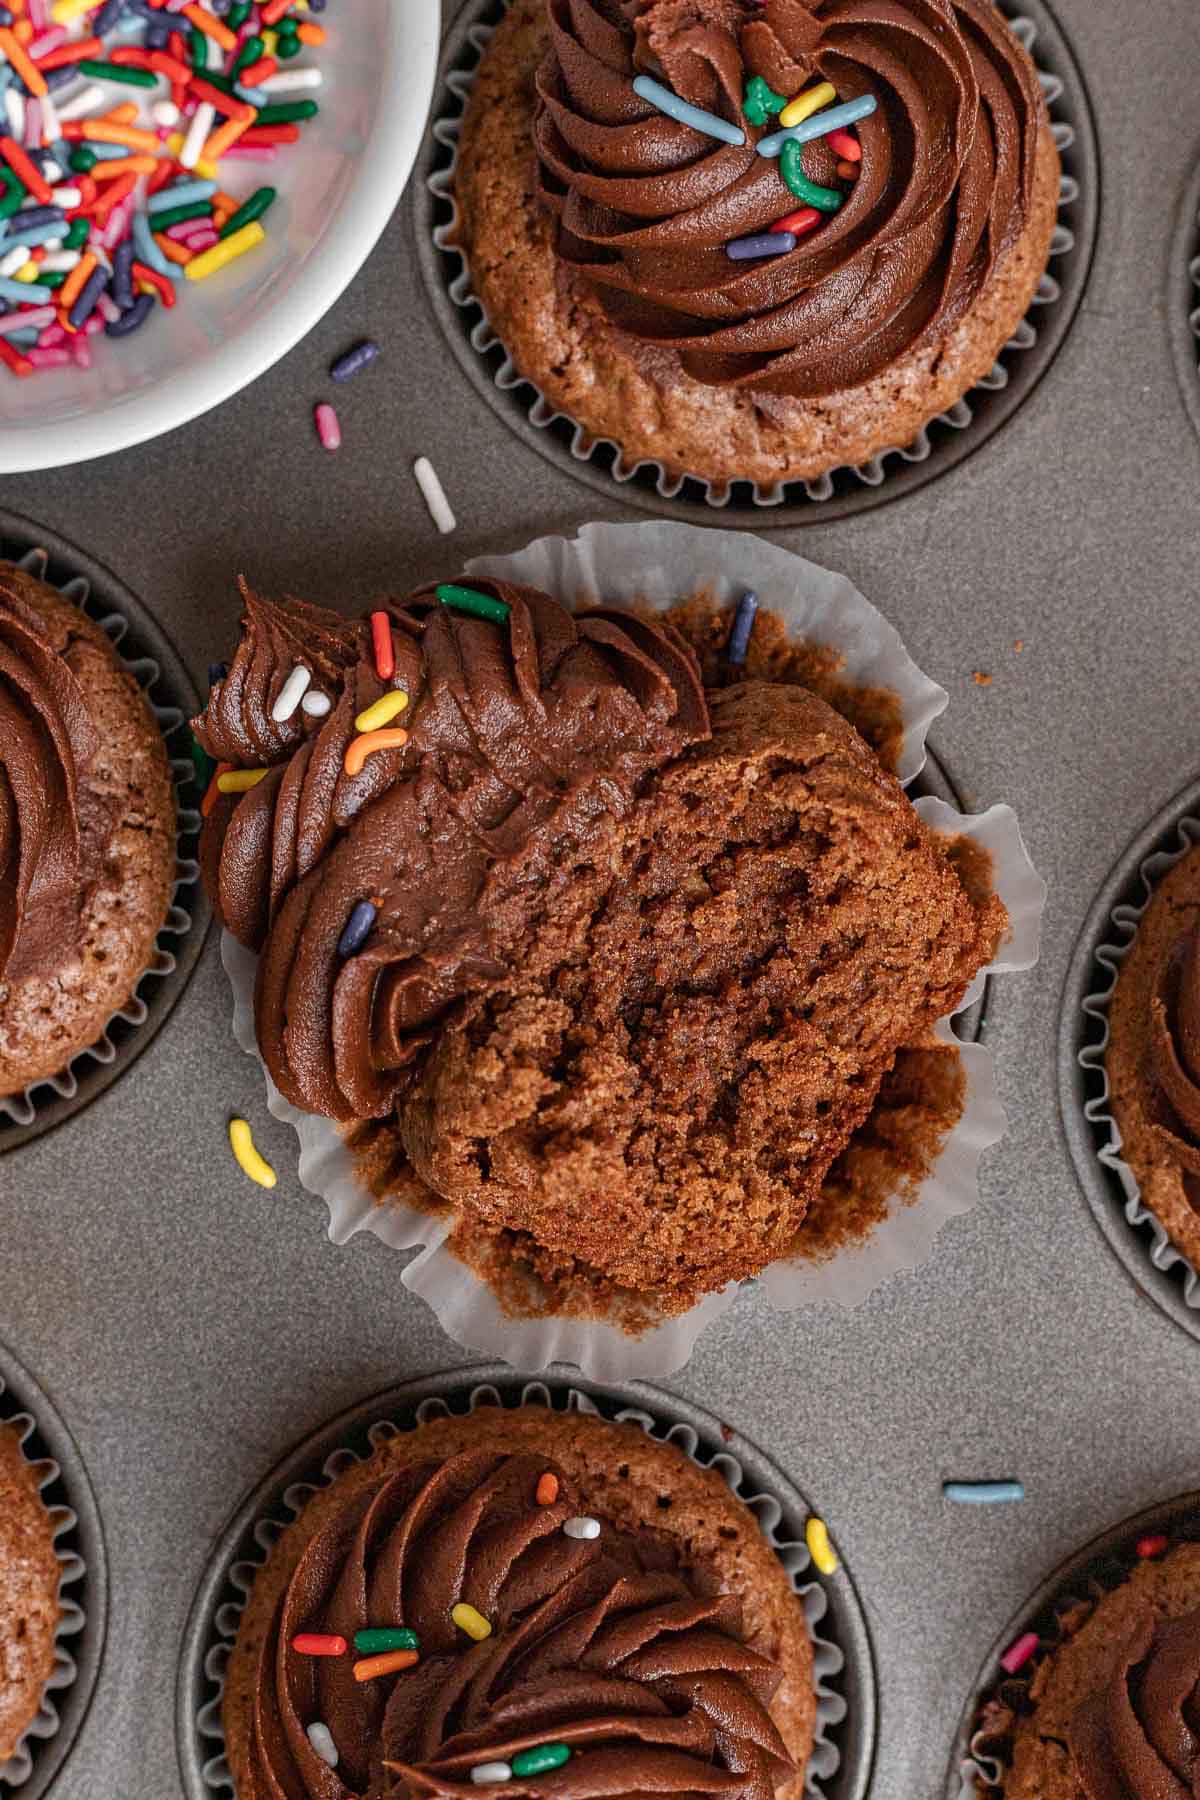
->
4, 87, 24, 138
41, 160, 63, 184
271, 664, 312, 723
301, 690, 332, 718
54, 83, 107, 124
152, 100, 181, 130
258, 66, 323, 93
49, 186, 82, 209
38, 252, 82, 274
413, 456, 456, 536
39, 90, 61, 144
562, 1516, 601, 1540
180, 100, 216, 171
471, 1763, 513, 1785
0, 247, 31, 280
306, 1722, 338, 1770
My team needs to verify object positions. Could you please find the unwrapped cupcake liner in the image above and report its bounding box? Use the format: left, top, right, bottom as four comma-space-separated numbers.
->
0, 543, 203, 1139
1075, 812, 1200, 1316
952, 1492, 1200, 1798
191, 1377, 858, 1799
0, 1373, 86, 1792
218, 521, 1044, 1376
426, 3, 1082, 510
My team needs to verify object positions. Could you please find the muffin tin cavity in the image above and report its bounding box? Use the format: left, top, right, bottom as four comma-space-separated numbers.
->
417, 0, 1097, 526
1170, 159, 1200, 443
178, 1368, 878, 1800
0, 1342, 105, 1799
1060, 778, 1200, 1344
0, 512, 209, 1151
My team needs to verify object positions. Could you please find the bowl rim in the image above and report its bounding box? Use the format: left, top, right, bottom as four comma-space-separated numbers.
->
0, 1, 440, 476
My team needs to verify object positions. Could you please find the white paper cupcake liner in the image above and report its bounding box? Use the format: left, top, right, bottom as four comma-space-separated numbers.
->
0, 1377, 86, 1792
0, 544, 202, 1136
191, 1379, 855, 1799
426, 4, 1081, 509
217, 521, 1044, 1376
1076, 813, 1200, 1314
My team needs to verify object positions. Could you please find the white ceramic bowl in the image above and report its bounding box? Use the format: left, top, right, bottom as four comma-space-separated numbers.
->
0, 0, 439, 473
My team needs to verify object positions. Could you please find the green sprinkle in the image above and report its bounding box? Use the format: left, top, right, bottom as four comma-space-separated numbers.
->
64, 218, 90, 251
511, 1746, 571, 1778
190, 734, 213, 793
353, 1628, 420, 1655
276, 33, 302, 57
233, 33, 264, 71
148, 199, 213, 230
68, 147, 97, 174
218, 185, 276, 239
39, 270, 67, 289
744, 75, 787, 128
197, 69, 237, 94
190, 24, 207, 70
253, 99, 319, 125
435, 583, 510, 625
779, 138, 843, 211
0, 173, 25, 219
228, 0, 252, 24
77, 59, 158, 86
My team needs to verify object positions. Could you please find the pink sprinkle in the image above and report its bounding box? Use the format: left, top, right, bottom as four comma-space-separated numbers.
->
314, 402, 341, 452
23, 98, 41, 151
38, 322, 66, 348
0, 305, 55, 337
27, 27, 66, 55
95, 290, 121, 324
27, 0, 48, 27
1000, 1632, 1040, 1676
223, 145, 277, 163
71, 334, 91, 368
98, 203, 132, 251
81, 314, 103, 336
187, 227, 219, 251
165, 219, 204, 242
28, 347, 71, 369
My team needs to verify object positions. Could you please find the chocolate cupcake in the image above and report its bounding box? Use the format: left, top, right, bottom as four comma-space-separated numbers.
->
0, 560, 176, 1099
1102, 849, 1200, 1279
0, 1423, 61, 1770
219, 1403, 818, 1799
449, 0, 1061, 491
194, 577, 1002, 1315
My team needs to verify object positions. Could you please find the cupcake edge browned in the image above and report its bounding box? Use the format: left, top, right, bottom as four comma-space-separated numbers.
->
0, 568, 176, 1098
0, 1423, 62, 1765
222, 1406, 817, 1800
452, 0, 1062, 490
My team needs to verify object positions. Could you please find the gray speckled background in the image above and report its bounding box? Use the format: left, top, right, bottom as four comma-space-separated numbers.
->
3, 1, 1200, 1795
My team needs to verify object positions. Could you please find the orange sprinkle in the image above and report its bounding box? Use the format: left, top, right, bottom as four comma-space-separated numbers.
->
295, 20, 325, 43
104, 101, 140, 126
535, 1472, 560, 1507
154, 233, 193, 267
68, 119, 159, 151
202, 114, 252, 162
201, 763, 233, 818
181, 2, 236, 49
343, 728, 408, 778
57, 251, 96, 313
259, 0, 293, 22
90, 155, 158, 180
0, 26, 46, 96
11, 16, 33, 48
353, 1650, 419, 1683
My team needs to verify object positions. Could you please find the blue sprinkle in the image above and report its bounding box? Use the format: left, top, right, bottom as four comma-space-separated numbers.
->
330, 339, 381, 383
0, 6, 13, 21
337, 899, 378, 960
103, 291, 154, 338
82, 141, 137, 161
757, 93, 878, 160
43, 65, 80, 92
148, 178, 218, 215
726, 231, 796, 262
208, 662, 228, 687
112, 239, 134, 312
0, 277, 53, 303
67, 263, 108, 331
143, 18, 171, 47
632, 75, 746, 148
726, 590, 758, 667
132, 212, 177, 281
93, 0, 131, 29
943, 1481, 1025, 1507
0, 221, 67, 254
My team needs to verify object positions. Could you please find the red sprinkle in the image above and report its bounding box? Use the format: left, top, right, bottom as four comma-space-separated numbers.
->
999, 1632, 1039, 1676
0, 135, 52, 204
0, 336, 33, 378
35, 34, 101, 68
238, 54, 278, 86
239, 123, 301, 146
1136, 1534, 1169, 1560
826, 127, 862, 163
188, 75, 255, 121
769, 206, 821, 238
291, 1633, 347, 1658
132, 261, 176, 307
371, 611, 394, 681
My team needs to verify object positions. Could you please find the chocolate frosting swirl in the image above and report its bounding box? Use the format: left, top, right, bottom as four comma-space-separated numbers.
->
246, 1447, 794, 1800
0, 564, 102, 984
194, 583, 708, 1121
1143, 928, 1200, 1187
1068, 1607, 1200, 1800
533, 0, 1042, 397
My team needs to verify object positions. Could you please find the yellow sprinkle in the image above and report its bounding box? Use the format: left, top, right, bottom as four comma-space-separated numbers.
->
50, 0, 100, 21
165, 134, 217, 180
262, 27, 278, 52
13, 260, 38, 284
184, 220, 265, 283
805, 1516, 838, 1577
229, 1118, 276, 1190
354, 689, 409, 734
451, 1603, 492, 1642
216, 768, 268, 794
778, 80, 838, 130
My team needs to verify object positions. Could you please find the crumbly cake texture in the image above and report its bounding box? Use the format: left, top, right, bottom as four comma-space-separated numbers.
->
0, 1423, 61, 1764
986, 1542, 1200, 1798
1104, 848, 1200, 1273
222, 1406, 817, 1800
451, 0, 1062, 490
0, 575, 176, 1098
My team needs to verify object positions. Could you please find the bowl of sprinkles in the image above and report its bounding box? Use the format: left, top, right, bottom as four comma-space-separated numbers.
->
0, 0, 438, 472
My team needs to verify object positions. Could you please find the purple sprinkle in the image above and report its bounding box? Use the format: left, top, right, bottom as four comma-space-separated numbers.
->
42, 65, 79, 91
726, 231, 797, 261
112, 239, 134, 311
67, 264, 108, 332
337, 899, 377, 960
726, 589, 758, 666
330, 338, 380, 383
102, 291, 154, 339
4, 204, 64, 232
93, 0, 130, 27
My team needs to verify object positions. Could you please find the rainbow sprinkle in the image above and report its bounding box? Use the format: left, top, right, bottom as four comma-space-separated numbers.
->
0, 0, 327, 377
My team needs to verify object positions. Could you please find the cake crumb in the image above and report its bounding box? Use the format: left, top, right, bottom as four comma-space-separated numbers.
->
1012, 640, 1024, 653
973, 670, 993, 686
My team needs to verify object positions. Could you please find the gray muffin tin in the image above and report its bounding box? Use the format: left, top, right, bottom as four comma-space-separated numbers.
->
4, 1, 1200, 1797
